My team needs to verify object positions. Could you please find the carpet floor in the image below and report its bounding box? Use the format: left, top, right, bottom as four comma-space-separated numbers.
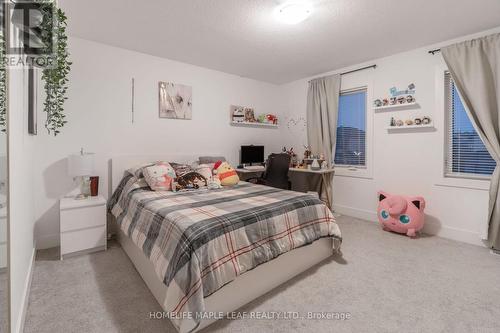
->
24, 215, 500, 333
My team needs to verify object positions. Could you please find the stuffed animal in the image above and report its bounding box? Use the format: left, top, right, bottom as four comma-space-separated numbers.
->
213, 160, 239, 186
377, 191, 426, 237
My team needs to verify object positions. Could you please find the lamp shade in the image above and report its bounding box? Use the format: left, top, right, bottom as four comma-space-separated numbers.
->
68, 152, 94, 177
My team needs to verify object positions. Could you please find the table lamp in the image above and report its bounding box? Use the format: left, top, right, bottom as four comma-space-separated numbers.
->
68, 149, 95, 200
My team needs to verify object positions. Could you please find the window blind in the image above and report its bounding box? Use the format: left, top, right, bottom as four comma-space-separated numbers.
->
444, 72, 495, 178
334, 88, 367, 167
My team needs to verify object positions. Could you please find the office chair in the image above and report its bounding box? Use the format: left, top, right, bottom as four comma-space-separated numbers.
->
247, 153, 291, 190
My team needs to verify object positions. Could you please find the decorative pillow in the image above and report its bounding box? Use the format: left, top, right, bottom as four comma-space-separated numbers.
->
143, 162, 176, 191
195, 164, 213, 180
170, 162, 194, 177
126, 163, 154, 178
173, 171, 208, 192
199, 156, 226, 164
213, 160, 239, 186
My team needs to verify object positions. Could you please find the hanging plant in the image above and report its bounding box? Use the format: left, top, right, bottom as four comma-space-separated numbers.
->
0, 31, 6, 133
37, 2, 71, 136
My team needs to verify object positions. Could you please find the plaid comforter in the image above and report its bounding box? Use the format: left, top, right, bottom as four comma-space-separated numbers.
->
109, 174, 341, 332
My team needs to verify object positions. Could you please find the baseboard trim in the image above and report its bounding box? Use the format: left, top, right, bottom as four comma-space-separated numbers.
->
15, 247, 36, 333
35, 233, 59, 249
333, 204, 486, 247
333, 203, 378, 221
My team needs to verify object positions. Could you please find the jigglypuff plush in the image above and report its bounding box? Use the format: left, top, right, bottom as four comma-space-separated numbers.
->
213, 161, 239, 186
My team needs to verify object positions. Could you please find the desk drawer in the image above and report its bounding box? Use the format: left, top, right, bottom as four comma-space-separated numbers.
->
61, 205, 105, 232
61, 226, 106, 256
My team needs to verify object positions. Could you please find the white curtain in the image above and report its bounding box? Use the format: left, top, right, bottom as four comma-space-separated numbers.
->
441, 33, 500, 249
306, 74, 341, 206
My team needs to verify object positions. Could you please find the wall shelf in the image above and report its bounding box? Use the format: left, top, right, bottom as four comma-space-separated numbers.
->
386, 124, 434, 131
374, 102, 419, 111
230, 121, 278, 128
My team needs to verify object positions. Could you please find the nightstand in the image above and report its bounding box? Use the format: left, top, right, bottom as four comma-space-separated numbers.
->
60, 195, 107, 259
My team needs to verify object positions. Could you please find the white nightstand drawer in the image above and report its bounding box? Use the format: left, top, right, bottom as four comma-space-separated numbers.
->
61, 226, 106, 256
60, 204, 106, 232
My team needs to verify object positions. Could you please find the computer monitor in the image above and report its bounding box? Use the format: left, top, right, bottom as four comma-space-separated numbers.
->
241, 145, 264, 165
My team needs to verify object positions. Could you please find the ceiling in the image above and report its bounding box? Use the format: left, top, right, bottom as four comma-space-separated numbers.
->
59, 0, 500, 84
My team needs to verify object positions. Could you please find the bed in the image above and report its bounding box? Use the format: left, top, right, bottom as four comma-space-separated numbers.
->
108, 155, 342, 332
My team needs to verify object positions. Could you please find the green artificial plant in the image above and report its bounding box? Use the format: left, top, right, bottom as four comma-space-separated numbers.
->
38, 1, 71, 135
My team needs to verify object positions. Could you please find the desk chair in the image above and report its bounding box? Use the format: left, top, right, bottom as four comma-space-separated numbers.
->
247, 153, 291, 190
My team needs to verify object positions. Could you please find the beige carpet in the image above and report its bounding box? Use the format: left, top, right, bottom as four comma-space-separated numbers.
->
24, 216, 500, 333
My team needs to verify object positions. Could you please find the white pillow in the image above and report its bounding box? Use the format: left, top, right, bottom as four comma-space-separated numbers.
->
195, 164, 212, 180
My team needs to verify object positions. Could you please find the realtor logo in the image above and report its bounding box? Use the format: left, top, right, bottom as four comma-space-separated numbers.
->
2, 0, 55, 67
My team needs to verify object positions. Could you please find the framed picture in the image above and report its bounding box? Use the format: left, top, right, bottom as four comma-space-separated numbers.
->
158, 81, 192, 120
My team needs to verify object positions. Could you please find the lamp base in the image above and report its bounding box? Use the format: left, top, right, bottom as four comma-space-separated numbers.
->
74, 193, 88, 200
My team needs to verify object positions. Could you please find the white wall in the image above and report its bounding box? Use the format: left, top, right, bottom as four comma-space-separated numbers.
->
8, 65, 36, 332
34, 27, 500, 249
34, 37, 284, 249
280, 26, 500, 247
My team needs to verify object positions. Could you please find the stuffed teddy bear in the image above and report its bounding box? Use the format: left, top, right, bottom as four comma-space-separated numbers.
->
213, 160, 239, 186
377, 191, 426, 237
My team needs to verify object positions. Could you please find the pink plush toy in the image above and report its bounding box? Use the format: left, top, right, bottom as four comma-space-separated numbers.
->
377, 191, 426, 237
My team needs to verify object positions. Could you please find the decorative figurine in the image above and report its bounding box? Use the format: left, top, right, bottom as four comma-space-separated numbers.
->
232, 107, 245, 123
303, 145, 311, 160
390, 117, 396, 126
406, 95, 415, 103
390, 97, 397, 105
405, 119, 414, 126
244, 108, 256, 122
414, 118, 422, 125
422, 116, 431, 125
266, 114, 278, 124
382, 98, 389, 106
396, 119, 404, 126
397, 96, 406, 104
374, 99, 383, 107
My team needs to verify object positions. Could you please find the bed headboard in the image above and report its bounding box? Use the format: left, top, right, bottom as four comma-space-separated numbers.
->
110, 154, 213, 193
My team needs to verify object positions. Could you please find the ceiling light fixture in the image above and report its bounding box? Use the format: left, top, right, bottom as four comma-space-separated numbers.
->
275, 2, 312, 24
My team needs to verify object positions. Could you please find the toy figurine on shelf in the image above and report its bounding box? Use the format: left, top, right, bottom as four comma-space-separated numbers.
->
303, 145, 311, 160
283, 147, 298, 167
390, 117, 396, 126
266, 114, 278, 124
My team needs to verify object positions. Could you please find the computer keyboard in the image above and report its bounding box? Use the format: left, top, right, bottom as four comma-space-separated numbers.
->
244, 165, 264, 170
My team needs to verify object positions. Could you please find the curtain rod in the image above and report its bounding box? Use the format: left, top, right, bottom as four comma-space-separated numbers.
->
428, 48, 441, 55
308, 64, 377, 82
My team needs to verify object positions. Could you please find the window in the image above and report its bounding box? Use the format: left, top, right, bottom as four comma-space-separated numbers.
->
334, 88, 367, 167
445, 72, 495, 178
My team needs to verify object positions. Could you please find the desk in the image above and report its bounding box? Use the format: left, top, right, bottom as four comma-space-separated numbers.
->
235, 167, 335, 208
289, 168, 335, 208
